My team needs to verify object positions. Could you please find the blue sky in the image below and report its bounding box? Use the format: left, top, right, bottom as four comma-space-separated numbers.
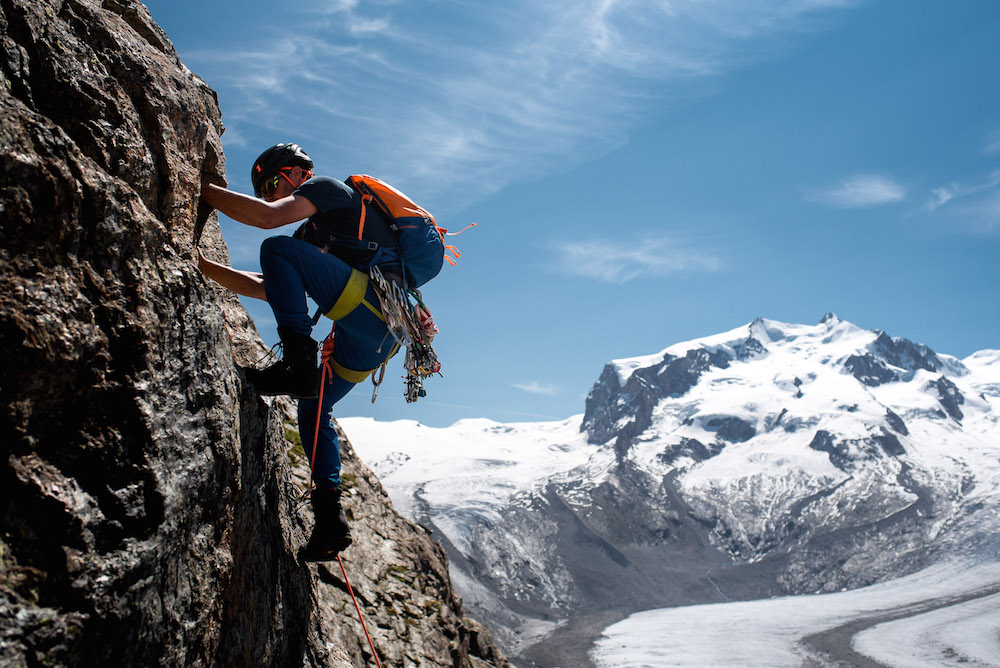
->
144, 0, 1000, 427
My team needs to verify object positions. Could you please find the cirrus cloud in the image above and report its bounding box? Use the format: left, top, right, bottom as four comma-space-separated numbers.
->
806, 174, 907, 209
182, 0, 865, 214
513, 381, 559, 396
553, 234, 723, 284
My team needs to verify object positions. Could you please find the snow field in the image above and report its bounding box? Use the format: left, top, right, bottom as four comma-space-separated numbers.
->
591, 561, 1000, 668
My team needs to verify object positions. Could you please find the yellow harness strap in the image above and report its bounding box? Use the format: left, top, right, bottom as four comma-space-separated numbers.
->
323, 269, 396, 384
330, 358, 375, 384
330, 342, 401, 384
324, 269, 385, 323
325, 269, 368, 320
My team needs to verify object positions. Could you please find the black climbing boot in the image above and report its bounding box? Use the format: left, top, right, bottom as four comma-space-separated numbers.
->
301, 487, 353, 562
246, 326, 320, 399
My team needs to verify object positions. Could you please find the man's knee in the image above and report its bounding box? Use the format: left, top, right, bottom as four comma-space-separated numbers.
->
259, 235, 299, 263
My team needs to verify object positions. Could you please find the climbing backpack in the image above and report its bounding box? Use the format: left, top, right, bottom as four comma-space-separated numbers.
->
345, 175, 460, 290
344, 176, 474, 402
310, 176, 474, 403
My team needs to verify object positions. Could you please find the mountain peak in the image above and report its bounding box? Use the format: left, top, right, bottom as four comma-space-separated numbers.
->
346, 317, 1000, 661
586, 316, 989, 457
748, 316, 797, 346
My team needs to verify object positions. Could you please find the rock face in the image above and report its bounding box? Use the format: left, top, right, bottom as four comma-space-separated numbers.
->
0, 1, 509, 666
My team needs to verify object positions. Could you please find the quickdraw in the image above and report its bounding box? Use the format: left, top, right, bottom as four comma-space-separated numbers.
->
369, 265, 442, 403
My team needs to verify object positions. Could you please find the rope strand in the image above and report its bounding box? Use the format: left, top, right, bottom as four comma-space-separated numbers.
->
309, 326, 337, 491
338, 555, 383, 668
308, 324, 382, 667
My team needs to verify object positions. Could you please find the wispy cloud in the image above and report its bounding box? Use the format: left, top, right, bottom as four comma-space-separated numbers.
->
985, 128, 1000, 155
183, 1, 863, 211
552, 234, 722, 283
513, 381, 558, 396
807, 174, 906, 208
925, 171, 1000, 212
924, 171, 1000, 233
910, 131, 1000, 233
348, 17, 390, 37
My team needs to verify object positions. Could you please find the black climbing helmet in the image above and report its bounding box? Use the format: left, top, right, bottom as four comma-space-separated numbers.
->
251, 143, 314, 197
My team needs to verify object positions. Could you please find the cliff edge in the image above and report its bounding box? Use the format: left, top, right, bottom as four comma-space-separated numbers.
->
0, 1, 508, 666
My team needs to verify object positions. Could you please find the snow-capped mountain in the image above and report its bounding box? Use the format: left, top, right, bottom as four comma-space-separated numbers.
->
341, 315, 1000, 661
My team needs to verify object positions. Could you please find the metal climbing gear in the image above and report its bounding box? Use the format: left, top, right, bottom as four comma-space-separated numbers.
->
369, 265, 441, 403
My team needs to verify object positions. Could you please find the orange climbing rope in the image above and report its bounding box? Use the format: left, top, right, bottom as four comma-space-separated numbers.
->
308, 326, 337, 489
338, 555, 383, 668
308, 324, 383, 668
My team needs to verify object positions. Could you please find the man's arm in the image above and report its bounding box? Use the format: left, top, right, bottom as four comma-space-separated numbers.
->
197, 249, 268, 301
200, 181, 317, 229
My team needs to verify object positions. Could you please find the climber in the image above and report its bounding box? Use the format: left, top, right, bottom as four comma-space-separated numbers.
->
199, 142, 402, 561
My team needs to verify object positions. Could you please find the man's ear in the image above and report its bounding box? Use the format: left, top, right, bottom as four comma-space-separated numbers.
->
295, 166, 313, 182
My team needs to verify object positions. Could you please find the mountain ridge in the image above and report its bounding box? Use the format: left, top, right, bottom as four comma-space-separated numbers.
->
343, 314, 1000, 664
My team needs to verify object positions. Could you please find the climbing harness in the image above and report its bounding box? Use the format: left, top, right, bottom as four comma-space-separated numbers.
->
309, 264, 437, 403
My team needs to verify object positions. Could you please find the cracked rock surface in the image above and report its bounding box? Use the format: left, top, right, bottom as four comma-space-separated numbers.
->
0, 1, 509, 666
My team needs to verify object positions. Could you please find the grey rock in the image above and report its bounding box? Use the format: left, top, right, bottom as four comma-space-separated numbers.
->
871, 330, 943, 374
704, 415, 756, 443
807, 428, 905, 471
656, 437, 717, 465
843, 331, 958, 387
0, 1, 509, 666
582, 347, 732, 450
932, 375, 965, 422
843, 353, 899, 386
808, 429, 852, 470
885, 408, 908, 435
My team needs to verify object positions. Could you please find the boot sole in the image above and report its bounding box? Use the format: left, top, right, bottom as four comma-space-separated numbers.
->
300, 537, 353, 562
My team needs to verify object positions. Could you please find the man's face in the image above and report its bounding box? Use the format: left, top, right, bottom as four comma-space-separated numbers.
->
261, 166, 303, 202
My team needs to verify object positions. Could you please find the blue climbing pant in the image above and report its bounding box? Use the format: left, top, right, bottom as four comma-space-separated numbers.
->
260, 235, 394, 489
